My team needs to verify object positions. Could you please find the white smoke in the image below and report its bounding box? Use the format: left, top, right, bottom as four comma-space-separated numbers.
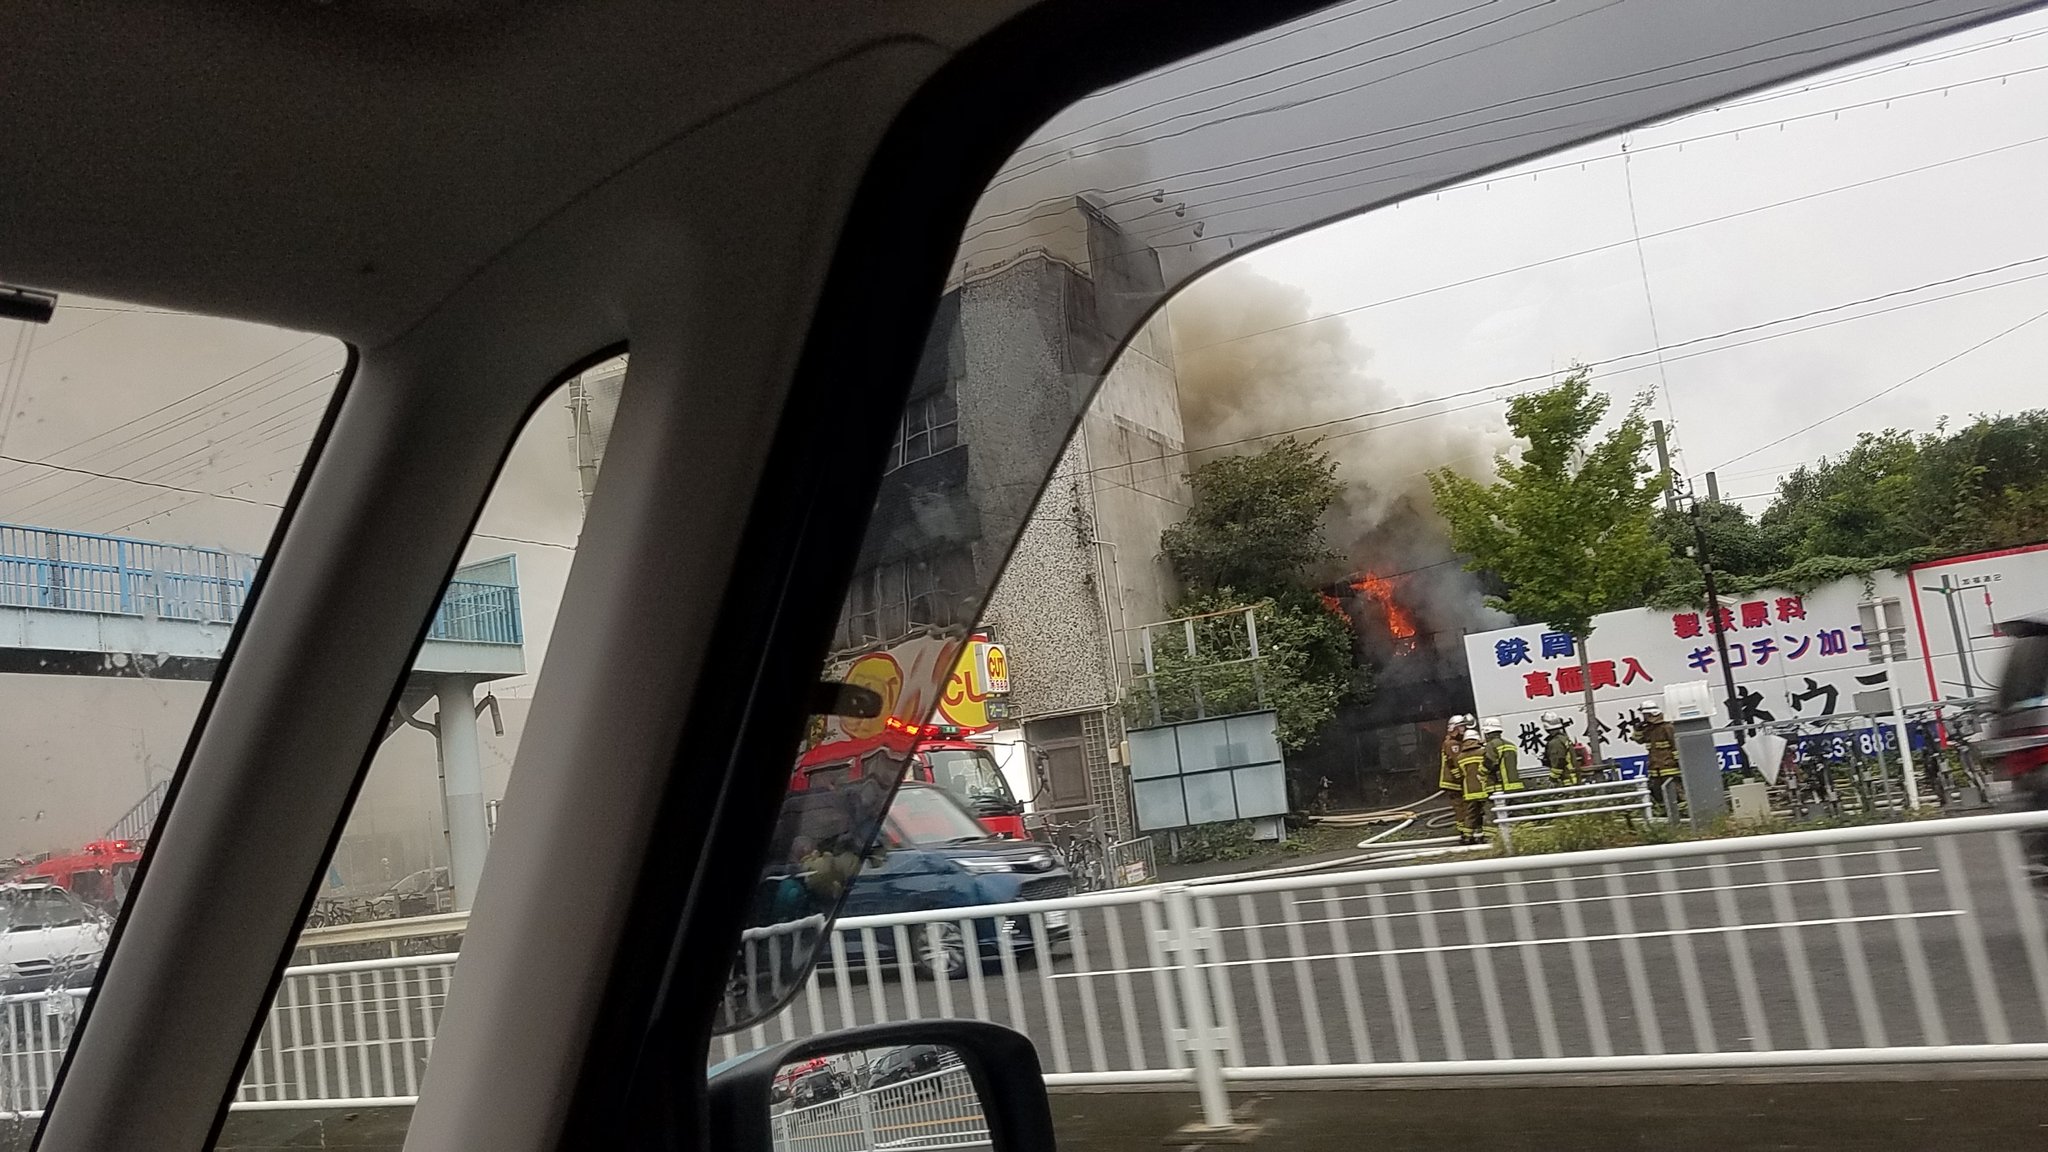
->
1161, 263, 1512, 639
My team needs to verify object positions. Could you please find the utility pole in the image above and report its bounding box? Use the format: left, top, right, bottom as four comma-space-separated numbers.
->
1652, 420, 1676, 512
1686, 484, 1747, 767
1858, 597, 1921, 809
1919, 575, 1979, 698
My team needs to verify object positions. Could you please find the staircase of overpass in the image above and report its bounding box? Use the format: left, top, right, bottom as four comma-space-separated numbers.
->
0, 520, 525, 909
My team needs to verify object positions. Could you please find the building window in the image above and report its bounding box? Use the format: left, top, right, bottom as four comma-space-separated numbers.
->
885, 390, 959, 472
834, 547, 977, 651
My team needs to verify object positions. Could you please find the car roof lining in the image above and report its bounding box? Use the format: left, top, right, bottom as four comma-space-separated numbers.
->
0, 0, 1032, 346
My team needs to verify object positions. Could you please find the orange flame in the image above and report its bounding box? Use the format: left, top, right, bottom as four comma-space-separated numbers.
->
1351, 572, 1418, 653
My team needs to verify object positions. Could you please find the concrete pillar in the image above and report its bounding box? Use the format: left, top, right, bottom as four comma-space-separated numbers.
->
436, 677, 490, 911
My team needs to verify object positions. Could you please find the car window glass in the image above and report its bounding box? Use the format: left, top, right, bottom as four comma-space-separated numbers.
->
718, 0, 2034, 1035
712, 22, 2048, 1152
0, 293, 343, 1119
886, 788, 986, 845
193, 354, 616, 1140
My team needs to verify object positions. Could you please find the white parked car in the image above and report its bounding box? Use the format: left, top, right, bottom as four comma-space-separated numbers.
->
0, 882, 109, 996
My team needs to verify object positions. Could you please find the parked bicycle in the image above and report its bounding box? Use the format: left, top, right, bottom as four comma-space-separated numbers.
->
1032, 812, 1114, 892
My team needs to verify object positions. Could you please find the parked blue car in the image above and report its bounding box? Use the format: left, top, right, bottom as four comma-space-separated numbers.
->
811, 783, 1074, 979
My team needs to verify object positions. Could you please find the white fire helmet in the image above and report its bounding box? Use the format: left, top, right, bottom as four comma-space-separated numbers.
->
1642, 699, 1664, 716
1541, 711, 1566, 729
1481, 717, 1504, 735
1449, 714, 1470, 728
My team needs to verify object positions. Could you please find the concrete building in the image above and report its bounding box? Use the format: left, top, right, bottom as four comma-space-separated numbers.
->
817, 199, 1189, 840
978, 317, 1188, 839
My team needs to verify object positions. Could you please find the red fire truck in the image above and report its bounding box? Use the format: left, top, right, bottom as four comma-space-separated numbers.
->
11, 839, 144, 910
792, 718, 1029, 839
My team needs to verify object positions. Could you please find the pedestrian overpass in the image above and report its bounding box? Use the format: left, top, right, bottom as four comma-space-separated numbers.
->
0, 521, 524, 908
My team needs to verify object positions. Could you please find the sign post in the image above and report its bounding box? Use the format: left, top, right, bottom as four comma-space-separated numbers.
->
1858, 598, 1920, 809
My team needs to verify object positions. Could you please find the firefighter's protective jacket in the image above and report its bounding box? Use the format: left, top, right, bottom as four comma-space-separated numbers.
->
1641, 719, 1681, 777
1485, 737, 1524, 793
1457, 745, 1490, 801
1440, 730, 1465, 791
1543, 730, 1577, 785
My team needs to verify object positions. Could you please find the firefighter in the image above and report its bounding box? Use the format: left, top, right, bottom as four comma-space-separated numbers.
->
1541, 712, 1577, 788
1439, 714, 1470, 831
1481, 717, 1523, 794
1455, 731, 1491, 844
1639, 700, 1682, 820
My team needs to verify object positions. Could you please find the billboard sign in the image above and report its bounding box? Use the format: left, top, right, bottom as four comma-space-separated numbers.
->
1463, 572, 1931, 776
1906, 542, 2048, 703
973, 641, 1011, 695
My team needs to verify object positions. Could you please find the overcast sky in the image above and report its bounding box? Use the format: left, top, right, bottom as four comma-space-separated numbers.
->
1232, 7, 2048, 509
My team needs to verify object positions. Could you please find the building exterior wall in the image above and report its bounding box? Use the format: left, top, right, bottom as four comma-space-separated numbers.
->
823, 198, 1189, 840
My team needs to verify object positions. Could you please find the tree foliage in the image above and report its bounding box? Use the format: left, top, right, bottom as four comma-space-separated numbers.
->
1640, 412, 2048, 605
1128, 590, 1364, 751
1161, 437, 1341, 600
1427, 370, 1670, 638
1146, 440, 1363, 751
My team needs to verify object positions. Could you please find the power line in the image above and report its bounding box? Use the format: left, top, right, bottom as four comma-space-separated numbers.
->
1060, 252, 2048, 480
985, 0, 1571, 196
70, 398, 335, 529
962, 57, 2048, 268
43, 378, 339, 524
1172, 131, 2048, 354
960, 6, 1984, 251
0, 336, 327, 491
1115, 64, 2048, 254
0, 322, 35, 453
0, 450, 578, 552
1711, 22, 2048, 109
1620, 135, 1677, 439
1011, 3, 2046, 176
3, 345, 336, 517
1713, 301, 2048, 471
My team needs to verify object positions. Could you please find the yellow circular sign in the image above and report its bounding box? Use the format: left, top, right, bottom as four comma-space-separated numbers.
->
937, 646, 990, 730
840, 652, 903, 740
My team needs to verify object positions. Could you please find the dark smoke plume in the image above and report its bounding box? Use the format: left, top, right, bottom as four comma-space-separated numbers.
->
1161, 263, 1511, 644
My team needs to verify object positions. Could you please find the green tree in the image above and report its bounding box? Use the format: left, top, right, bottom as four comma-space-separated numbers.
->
1145, 439, 1363, 753
1161, 437, 1342, 599
1757, 430, 1925, 562
1643, 497, 1777, 606
1428, 370, 1669, 759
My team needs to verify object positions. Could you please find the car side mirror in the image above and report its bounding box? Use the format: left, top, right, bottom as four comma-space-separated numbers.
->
707, 1021, 1054, 1152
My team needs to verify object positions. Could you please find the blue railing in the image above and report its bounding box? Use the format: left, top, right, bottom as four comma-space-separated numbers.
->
428, 578, 524, 646
0, 522, 521, 646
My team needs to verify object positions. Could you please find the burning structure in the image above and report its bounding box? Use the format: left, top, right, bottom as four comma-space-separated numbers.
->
1349, 571, 1419, 655
1165, 264, 1511, 807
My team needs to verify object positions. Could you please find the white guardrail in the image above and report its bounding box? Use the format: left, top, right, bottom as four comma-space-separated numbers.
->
12, 811, 2048, 1124
1491, 778, 1656, 854
774, 1061, 989, 1152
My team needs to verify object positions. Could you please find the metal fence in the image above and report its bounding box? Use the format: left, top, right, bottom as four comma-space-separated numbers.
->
717, 810, 2048, 1130
0, 522, 254, 624
14, 812, 2048, 1119
0, 521, 522, 646
428, 578, 524, 646
1492, 778, 1655, 853
773, 1062, 989, 1152
1, 953, 456, 1112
